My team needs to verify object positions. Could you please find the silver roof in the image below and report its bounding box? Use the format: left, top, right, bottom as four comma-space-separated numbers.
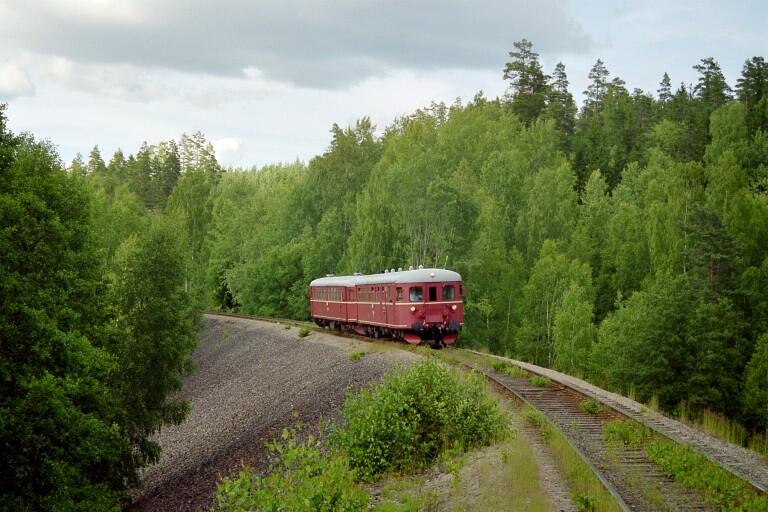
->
310, 268, 461, 288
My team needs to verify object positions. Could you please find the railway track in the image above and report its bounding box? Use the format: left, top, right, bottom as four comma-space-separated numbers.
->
454, 351, 768, 511
205, 312, 768, 509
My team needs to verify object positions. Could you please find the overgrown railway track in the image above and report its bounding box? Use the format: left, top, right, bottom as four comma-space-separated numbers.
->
454, 351, 768, 511
205, 312, 768, 510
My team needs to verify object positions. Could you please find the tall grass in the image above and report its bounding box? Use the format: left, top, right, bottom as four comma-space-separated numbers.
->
675, 402, 768, 460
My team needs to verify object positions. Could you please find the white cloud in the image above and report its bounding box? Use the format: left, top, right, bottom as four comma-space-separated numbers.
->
211, 137, 244, 168
0, 61, 34, 99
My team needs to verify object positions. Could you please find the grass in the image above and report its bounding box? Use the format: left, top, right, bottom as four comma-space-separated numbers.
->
602, 418, 768, 511
348, 349, 366, 361
297, 326, 311, 338
579, 399, 603, 415
529, 376, 550, 387
523, 405, 623, 512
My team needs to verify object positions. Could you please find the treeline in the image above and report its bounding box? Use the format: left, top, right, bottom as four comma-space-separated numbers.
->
0, 106, 199, 509
69, 44, 768, 434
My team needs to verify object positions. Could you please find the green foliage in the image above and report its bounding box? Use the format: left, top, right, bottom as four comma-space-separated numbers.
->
743, 332, 768, 429
646, 440, 768, 510
603, 419, 652, 448
578, 399, 602, 415
214, 428, 368, 511
334, 358, 509, 481
529, 376, 551, 387
298, 326, 312, 338
0, 119, 131, 510
348, 350, 366, 361
110, 214, 199, 464
489, 359, 528, 378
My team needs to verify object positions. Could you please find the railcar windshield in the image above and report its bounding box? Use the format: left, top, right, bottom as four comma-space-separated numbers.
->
409, 286, 423, 301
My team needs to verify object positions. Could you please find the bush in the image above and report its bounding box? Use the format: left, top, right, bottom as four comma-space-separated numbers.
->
214, 428, 368, 511
334, 358, 510, 481
298, 326, 312, 338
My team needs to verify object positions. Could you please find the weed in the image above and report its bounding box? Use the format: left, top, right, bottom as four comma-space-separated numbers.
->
489, 359, 528, 378
645, 440, 768, 510
524, 409, 548, 427
579, 399, 602, 415
348, 350, 366, 361
214, 428, 368, 511
573, 493, 596, 511
603, 419, 651, 447
298, 326, 311, 338
284, 324, 291, 330
529, 376, 550, 387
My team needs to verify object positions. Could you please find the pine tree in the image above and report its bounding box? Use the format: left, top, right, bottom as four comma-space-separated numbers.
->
503, 39, 551, 125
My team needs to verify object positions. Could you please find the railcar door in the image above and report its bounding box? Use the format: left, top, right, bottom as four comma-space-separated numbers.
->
347, 287, 357, 324
425, 285, 443, 324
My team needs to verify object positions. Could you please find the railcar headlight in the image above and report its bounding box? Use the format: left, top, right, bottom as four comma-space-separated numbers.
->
410, 306, 416, 312
452, 305, 457, 311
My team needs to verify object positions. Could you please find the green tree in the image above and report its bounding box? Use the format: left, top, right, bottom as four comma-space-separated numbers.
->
736, 56, 768, 137
553, 282, 596, 377
503, 39, 550, 125
583, 59, 610, 116
514, 151, 579, 264
593, 273, 694, 409
110, 215, 199, 465
517, 241, 592, 367
0, 114, 133, 510
743, 332, 768, 429
544, 61, 577, 151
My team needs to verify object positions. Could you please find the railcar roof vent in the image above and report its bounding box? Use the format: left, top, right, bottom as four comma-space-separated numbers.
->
409, 266, 414, 271
326, 274, 334, 277
418, 264, 424, 270
353, 272, 363, 276
398, 267, 403, 272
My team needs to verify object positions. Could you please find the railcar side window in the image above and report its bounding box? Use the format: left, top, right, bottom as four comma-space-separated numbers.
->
396, 287, 403, 301
409, 286, 423, 301
443, 285, 455, 300
428, 286, 437, 302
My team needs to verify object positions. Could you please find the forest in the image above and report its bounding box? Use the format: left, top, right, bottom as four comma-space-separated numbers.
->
2, 40, 768, 508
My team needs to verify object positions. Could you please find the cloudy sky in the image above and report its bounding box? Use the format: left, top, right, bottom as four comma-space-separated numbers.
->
1, 0, 766, 168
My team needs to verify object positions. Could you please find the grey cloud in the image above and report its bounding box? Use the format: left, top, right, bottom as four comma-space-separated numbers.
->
2, 0, 593, 89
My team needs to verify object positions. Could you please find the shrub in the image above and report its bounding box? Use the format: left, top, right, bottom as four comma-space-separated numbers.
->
298, 326, 311, 338
214, 428, 368, 511
334, 358, 510, 481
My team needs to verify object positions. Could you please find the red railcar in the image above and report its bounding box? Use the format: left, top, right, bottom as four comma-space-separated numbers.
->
309, 267, 463, 346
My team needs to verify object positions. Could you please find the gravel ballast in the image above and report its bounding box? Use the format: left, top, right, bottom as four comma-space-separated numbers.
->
126, 314, 417, 511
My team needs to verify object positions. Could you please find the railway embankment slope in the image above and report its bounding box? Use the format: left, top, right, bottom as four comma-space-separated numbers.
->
127, 314, 417, 511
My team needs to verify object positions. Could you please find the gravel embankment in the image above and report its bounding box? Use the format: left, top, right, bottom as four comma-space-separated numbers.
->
126, 314, 417, 511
